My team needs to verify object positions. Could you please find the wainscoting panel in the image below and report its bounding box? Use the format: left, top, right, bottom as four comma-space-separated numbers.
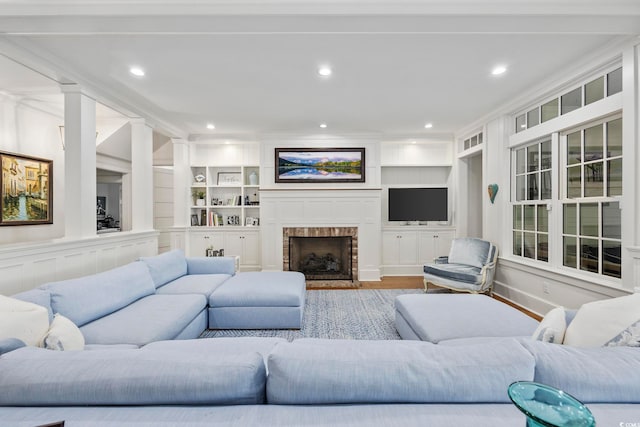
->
0, 231, 159, 296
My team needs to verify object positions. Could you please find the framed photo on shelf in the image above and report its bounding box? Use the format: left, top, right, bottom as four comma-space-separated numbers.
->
275, 147, 365, 183
0, 151, 53, 226
190, 214, 199, 226
217, 172, 242, 186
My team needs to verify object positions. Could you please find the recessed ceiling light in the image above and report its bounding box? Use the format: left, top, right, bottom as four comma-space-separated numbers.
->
318, 66, 332, 77
424, 123, 433, 129
206, 123, 215, 130
411, 140, 417, 144
224, 140, 230, 145
319, 123, 327, 128
492, 65, 507, 76
129, 67, 145, 77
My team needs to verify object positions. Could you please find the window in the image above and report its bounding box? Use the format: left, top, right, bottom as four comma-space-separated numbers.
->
562, 117, 622, 278
512, 139, 551, 262
463, 131, 484, 151
515, 67, 622, 133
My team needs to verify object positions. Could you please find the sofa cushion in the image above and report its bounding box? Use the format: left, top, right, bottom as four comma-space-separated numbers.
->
0, 338, 26, 355
0, 295, 50, 346
42, 261, 156, 327
447, 238, 492, 269
395, 294, 540, 343
41, 313, 85, 351
155, 273, 231, 297
521, 339, 640, 403
532, 307, 567, 344
11, 288, 53, 322
79, 294, 207, 346
267, 338, 535, 404
140, 249, 188, 288
423, 263, 483, 285
187, 256, 236, 276
0, 346, 266, 406
564, 293, 640, 347
210, 271, 306, 308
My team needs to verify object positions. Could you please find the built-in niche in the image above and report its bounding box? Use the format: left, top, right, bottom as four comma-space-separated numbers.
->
97, 169, 122, 233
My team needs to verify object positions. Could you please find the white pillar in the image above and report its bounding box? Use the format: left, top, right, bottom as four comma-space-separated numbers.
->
62, 84, 96, 239
130, 119, 154, 231
172, 138, 189, 227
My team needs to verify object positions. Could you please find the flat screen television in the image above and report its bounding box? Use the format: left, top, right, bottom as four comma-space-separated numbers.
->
388, 187, 448, 222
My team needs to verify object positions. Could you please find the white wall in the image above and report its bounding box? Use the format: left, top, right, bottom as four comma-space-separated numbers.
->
0, 95, 65, 244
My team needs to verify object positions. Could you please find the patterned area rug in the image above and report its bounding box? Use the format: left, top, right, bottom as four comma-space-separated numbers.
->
200, 288, 422, 341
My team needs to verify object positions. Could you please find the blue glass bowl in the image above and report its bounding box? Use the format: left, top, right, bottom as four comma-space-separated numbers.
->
508, 381, 595, 427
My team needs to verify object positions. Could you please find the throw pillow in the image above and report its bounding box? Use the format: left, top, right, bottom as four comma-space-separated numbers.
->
0, 294, 49, 346
41, 313, 85, 351
563, 293, 640, 347
604, 319, 640, 347
531, 307, 567, 344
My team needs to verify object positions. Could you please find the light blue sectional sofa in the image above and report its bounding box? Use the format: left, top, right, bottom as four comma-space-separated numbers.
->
2, 256, 639, 426
0, 336, 638, 426
12, 249, 305, 345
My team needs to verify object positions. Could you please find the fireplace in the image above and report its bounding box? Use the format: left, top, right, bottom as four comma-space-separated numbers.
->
283, 226, 358, 286
289, 236, 352, 280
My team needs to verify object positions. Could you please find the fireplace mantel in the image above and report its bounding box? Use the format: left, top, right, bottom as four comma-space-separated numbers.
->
260, 189, 382, 282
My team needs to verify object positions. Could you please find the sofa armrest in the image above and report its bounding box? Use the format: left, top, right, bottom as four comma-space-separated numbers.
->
187, 256, 237, 275
434, 256, 449, 264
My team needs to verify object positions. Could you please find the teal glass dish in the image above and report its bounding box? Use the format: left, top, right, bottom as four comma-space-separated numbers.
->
508, 381, 595, 427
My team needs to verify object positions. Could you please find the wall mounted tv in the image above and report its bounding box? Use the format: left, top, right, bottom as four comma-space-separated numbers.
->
388, 187, 448, 222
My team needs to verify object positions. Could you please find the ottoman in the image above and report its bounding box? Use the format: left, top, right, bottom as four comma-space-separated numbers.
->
394, 294, 539, 343
208, 271, 306, 329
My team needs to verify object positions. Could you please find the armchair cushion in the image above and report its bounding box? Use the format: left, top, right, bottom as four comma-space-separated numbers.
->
447, 238, 492, 269
423, 264, 483, 285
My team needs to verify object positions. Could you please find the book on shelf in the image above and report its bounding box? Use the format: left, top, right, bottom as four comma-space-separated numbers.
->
210, 211, 224, 226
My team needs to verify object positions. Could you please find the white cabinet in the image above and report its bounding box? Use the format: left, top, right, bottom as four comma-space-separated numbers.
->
382, 227, 455, 276
418, 230, 454, 263
382, 230, 418, 267
188, 228, 260, 271
224, 230, 261, 270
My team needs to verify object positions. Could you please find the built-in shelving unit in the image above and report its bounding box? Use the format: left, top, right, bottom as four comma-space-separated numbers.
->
189, 166, 260, 227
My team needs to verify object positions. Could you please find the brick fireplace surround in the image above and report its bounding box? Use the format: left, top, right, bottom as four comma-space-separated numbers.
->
283, 227, 359, 288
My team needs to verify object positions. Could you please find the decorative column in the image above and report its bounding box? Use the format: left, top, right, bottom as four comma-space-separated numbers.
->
130, 119, 154, 231
61, 84, 97, 239
172, 138, 190, 227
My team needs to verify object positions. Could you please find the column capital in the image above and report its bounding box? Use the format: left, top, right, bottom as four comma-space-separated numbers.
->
171, 137, 189, 146
59, 83, 95, 98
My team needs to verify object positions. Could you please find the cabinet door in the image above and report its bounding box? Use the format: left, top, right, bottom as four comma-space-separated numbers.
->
383, 231, 417, 265
189, 232, 224, 257
225, 230, 261, 269
397, 232, 418, 265
434, 231, 454, 258
382, 231, 400, 265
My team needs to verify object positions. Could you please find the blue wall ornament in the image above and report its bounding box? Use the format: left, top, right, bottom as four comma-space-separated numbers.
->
488, 184, 499, 204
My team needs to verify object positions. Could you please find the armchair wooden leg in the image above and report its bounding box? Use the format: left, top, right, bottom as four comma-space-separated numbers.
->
423, 278, 429, 293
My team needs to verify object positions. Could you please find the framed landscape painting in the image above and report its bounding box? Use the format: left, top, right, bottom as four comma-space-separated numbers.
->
0, 151, 53, 226
275, 147, 365, 183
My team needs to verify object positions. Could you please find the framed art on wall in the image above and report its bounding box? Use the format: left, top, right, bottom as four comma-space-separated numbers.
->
0, 151, 53, 226
275, 147, 365, 183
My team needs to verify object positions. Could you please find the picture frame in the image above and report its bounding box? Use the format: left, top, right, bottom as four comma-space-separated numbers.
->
217, 172, 242, 186
275, 147, 365, 183
0, 151, 53, 226
190, 214, 199, 226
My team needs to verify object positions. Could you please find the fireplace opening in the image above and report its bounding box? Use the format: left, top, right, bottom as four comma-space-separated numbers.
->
289, 236, 353, 281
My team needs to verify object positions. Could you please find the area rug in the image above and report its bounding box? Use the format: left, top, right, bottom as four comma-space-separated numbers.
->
199, 288, 422, 341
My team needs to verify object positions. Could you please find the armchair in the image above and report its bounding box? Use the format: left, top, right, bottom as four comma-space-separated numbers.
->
423, 237, 498, 295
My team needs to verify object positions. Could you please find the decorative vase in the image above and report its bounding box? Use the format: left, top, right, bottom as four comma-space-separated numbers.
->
249, 171, 258, 186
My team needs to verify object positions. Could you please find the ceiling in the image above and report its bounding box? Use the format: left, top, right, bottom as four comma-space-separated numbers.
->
0, 1, 639, 141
